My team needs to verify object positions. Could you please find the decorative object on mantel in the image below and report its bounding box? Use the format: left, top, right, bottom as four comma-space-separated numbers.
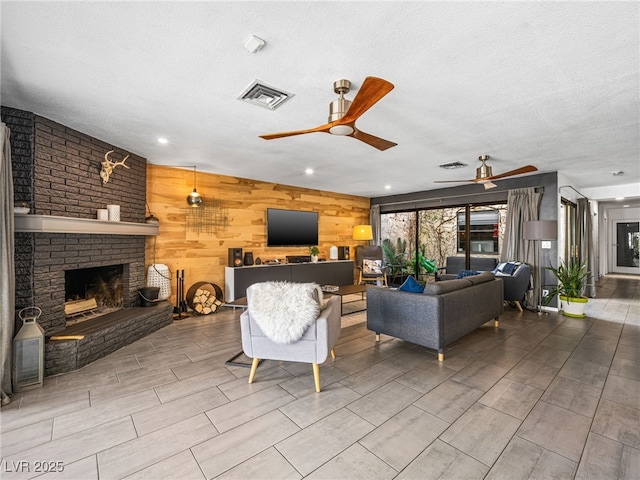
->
186, 166, 204, 207
14, 201, 30, 214
106, 204, 120, 222
100, 150, 130, 184
97, 208, 108, 221
309, 246, 320, 263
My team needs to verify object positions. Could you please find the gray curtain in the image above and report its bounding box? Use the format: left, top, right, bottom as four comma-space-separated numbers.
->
577, 198, 596, 297
370, 204, 380, 246
1, 122, 15, 404
501, 187, 542, 307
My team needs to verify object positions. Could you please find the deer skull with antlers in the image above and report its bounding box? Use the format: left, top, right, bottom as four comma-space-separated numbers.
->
100, 150, 130, 184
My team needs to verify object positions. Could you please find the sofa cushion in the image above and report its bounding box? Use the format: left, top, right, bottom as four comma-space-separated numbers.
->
423, 278, 471, 295
398, 275, 424, 293
456, 269, 480, 279
464, 271, 496, 285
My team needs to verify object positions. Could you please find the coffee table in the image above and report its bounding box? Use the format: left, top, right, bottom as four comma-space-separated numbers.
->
323, 284, 368, 315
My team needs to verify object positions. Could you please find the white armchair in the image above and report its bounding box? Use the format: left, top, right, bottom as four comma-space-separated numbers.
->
240, 282, 342, 392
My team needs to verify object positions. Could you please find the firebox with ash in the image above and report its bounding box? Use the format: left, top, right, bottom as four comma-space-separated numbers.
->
64, 264, 124, 325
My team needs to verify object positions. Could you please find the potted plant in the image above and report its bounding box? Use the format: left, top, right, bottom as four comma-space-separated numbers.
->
545, 259, 590, 317
382, 238, 409, 285
309, 246, 320, 263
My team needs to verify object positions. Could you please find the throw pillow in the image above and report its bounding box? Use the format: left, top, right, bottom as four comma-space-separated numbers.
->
493, 261, 521, 276
501, 262, 519, 275
456, 269, 480, 279
398, 275, 424, 293
362, 258, 383, 275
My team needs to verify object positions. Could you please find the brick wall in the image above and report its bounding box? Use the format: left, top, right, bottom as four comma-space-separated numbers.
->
1, 106, 149, 335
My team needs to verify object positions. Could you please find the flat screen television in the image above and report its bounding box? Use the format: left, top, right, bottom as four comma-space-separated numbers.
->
267, 208, 319, 247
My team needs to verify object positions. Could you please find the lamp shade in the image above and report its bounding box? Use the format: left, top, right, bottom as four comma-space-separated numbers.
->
353, 225, 373, 241
523, 220, 557, 240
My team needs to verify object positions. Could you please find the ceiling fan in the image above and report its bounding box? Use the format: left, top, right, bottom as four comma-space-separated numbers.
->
434, 155, 538, 189
259, 76, 397, 151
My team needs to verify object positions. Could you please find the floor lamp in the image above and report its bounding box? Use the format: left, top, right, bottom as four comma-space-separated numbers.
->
523, 220, 557, 314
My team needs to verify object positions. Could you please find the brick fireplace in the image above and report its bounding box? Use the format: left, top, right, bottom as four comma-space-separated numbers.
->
3, 106, 172, 375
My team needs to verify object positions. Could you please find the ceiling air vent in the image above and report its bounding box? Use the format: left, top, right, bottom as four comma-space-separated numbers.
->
439, 161, 468, 169
238, 80, 294, 110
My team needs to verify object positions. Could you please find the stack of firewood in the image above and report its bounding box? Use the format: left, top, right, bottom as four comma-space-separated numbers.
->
191, 287, 222, 315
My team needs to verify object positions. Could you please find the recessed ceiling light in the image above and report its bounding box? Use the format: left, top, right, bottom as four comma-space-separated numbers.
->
305, 168, 313, 175
158, 138, 168, 144
623, 204, 630, 208
384, 185, 391, 190
616, 197, 625, 200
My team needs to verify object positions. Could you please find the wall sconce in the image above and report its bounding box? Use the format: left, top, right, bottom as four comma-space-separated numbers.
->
353, 225, 373, 241
187, 166, 203, 207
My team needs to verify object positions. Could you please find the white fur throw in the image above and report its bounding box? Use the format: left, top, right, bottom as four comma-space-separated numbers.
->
246, 282, 323, 344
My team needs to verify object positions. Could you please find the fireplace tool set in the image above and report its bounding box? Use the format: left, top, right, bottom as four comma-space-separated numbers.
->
174, 270, 190, 320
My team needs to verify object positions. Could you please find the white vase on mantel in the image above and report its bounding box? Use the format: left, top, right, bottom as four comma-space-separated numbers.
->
311, 255, 318, 263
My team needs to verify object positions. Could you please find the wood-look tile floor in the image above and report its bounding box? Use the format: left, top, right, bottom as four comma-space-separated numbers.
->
1, 274, 638, 479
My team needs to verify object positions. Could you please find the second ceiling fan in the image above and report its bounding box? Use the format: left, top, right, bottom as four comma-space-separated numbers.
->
434, 155, 538, 189
259, 76, 397, 151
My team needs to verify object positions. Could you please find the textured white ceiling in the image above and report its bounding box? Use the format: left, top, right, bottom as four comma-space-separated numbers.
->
1, 1, 638, 199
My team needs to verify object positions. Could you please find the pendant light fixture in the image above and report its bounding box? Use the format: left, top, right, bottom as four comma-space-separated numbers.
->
187, 166, 203, 207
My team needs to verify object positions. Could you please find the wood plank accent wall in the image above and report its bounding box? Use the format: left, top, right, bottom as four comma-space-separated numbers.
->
145, 165, 370, 304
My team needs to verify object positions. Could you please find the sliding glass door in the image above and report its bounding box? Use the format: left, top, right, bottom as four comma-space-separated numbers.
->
380, 203, 506, 286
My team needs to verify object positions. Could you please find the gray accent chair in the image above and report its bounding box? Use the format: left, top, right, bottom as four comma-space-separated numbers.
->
438, 256, 499, 281
498, 263, 532, 312
240, 295, 342, 392
355, 245, 388, 286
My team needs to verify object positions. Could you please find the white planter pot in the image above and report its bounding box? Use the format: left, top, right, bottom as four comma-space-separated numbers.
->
311, 255, 318, 263
560, 295, 588, 318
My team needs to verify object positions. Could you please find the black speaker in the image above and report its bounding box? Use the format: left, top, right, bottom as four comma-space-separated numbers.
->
228, 248, 243, 267
243, 252, 254, 266
338, 246, 350, 260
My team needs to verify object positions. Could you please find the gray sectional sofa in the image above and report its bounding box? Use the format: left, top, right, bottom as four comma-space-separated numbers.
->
366, 271, 503, 361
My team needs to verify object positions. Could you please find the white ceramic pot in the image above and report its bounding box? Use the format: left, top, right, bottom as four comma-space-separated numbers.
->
311, 255, 318, 263
560, 295, 588, 318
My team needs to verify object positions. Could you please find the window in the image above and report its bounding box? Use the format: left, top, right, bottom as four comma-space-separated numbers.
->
380, 203, 506, 286
457, 209, 500, 254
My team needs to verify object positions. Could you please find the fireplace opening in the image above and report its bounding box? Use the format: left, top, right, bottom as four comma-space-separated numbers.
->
64, 264, 124, 325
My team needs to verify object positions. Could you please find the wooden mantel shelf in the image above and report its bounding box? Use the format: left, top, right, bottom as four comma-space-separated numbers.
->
14, 214, 159, 236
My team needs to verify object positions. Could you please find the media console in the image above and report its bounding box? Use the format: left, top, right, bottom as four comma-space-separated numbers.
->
224, 260, 354, 301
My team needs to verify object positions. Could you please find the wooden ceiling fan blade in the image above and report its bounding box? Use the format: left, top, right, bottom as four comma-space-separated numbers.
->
487, 165, 538, 180
350, 129, 397, 151
338, 77, 394, 124
433, 179, 475, 184
259, 123, 331, 140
